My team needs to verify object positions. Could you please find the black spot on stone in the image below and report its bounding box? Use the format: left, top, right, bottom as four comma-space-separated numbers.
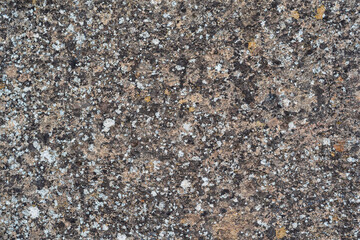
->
184, 136, 195, 145
305, 49, 314, 56
200, 211, 209, 217
271, 1, 279, 9
273, 59, 281, 65
35, 176, 46, 190
69, 58, 78, 69
221, 189, 230, 195
242, 89, 254, 104
177, 56, 189, 68
265, 227, 276, 239
23, 80, 32, 87
297, 60, 304, 68
66, 40, 76, 52
179, 2, 186, 13
13, 188, 22, 193
73, 108, 81, 117
234, 62, 251, 72
220, 208, 227, 213
68, 218, 77, 224
56, 221, 65, 230
41, 133, 49, 144
313, 85, 325, 106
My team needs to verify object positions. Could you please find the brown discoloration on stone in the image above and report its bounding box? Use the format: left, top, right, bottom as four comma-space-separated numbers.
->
213, 210, 255, 239
18, 73, 30, 83
334, 140, 345, 152
355, 91, 360, 101
5, 65, 18, 78
180, 214, 200, 226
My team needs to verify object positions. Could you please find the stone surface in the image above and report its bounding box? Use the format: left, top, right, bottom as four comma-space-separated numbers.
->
0, 0, 359, 239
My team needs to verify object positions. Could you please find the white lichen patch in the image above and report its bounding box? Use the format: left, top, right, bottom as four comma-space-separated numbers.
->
178, 150, 184, 158
40, 149, 57, 163
117, 233, 127, 240
288, 122, 296, 130
323, 138, 331, 146
181, 179, 191, 190
103, 118, 115, 132
151, 38, 160, 45
52, 40, 64, 51
347, 157, 357, 163
27, 206, 40, 219
183, 122, 192, 132
215, 63, 222, 72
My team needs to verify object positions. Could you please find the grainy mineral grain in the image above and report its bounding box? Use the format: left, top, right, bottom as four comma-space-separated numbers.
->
0, 0, 359, 239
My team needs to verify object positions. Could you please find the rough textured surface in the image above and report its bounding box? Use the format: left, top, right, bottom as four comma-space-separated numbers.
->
1, 0, 359, 239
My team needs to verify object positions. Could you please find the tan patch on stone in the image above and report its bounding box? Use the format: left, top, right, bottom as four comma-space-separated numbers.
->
267, 118, 280, 128
5, 65, 18, 78
220, 46, 234, 61
291, 10, 300, 19
336, 76, 344, 83
94, 65, 104, 73
180, 214, 200, 226
100, 13, 112, 25
254, 121, 265, 128
355, 91, 360, 101
178, 99, 187, 104
315, 5, 325, 20
276, 227, 287, 239
187, 93, 204, 104
212, 210, 253, 239
18, 73, 30, 83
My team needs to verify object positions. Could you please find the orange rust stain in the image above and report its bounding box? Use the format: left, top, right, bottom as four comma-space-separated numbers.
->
334, 141, 345, 152
336, 76, 344, 82
144, 96, 151, 102
248, 41, 256, 53
315, 5, 325, 20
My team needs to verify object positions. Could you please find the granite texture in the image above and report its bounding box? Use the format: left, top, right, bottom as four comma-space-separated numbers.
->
1, 0, 360, 239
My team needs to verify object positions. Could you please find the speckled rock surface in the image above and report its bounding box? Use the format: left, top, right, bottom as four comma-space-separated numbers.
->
1, 0, 359, 239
